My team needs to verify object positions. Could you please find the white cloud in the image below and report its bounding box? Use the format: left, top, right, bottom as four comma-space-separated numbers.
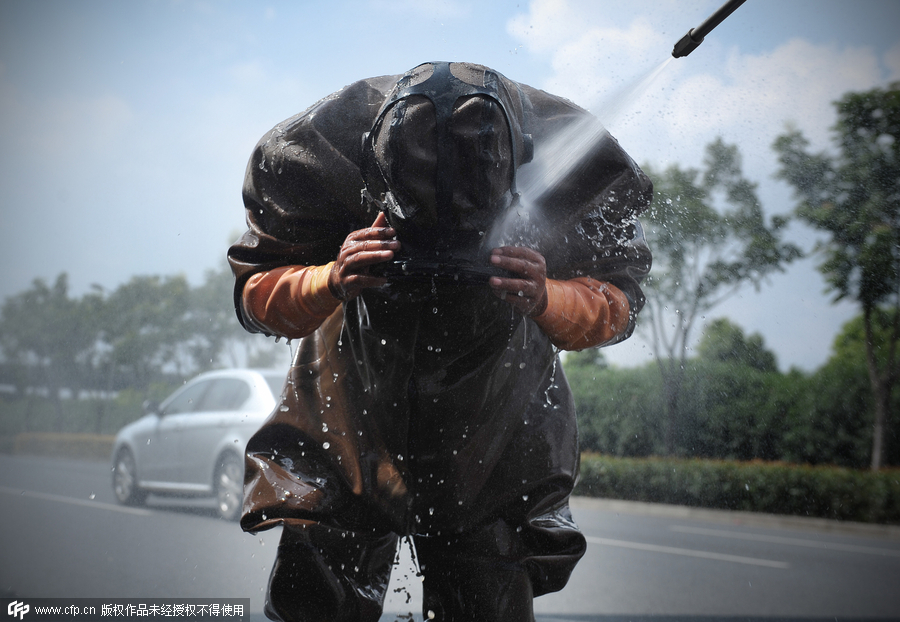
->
539, 17, 669, 106
508, 1, 894, 174
507, 0, 582, 54
507, 0, 682, 57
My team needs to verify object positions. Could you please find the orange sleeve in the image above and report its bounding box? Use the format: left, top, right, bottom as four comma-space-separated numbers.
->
242, 263, 341, 340
532, 277, 631, 351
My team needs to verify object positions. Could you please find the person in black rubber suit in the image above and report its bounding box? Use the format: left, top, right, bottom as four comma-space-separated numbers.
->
228, 61, 652, 622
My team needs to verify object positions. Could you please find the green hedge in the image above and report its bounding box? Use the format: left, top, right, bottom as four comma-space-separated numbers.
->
0, 386, 172, 437
576, 453, 900, 524
2, 433, 115, 461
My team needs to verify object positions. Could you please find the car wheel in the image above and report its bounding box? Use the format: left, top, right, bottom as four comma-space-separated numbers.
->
214, 453, 244, 521
112, 448, 148, 506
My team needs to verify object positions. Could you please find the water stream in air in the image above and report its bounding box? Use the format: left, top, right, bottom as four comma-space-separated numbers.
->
488, 56, 675, 249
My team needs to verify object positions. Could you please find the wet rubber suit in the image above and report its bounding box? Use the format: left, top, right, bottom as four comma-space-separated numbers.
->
228, 62, 652, 622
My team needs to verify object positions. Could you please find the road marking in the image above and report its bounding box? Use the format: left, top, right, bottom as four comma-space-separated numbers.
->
671, 525, 900, 557
585, 536, 789, 568
0, 486, 153, 516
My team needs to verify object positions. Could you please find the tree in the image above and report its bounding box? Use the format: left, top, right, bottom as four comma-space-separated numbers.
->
563, 348, 608, 372
0, 264, 291, 435
0, 274, 98, 429
99, 275, 193, 389
780, 312, 900, 469
775, 82, 900, 470
696, 318, 777, 372
781, 328, 872, 469
186, 263, 289, 372
563, 321, 787, 461
687, 322, 784, 460
642, 138, 801, 454
562, 354, 664, 456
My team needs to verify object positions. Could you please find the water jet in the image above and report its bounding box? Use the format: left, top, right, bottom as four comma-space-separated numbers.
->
491, 0, 751, 251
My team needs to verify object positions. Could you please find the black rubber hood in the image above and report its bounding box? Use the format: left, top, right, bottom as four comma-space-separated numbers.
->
361, 62, 534, 279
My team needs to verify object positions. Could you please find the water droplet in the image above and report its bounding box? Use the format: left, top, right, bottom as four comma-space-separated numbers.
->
322, 423, 329, 432
519, 362, 526, 369
88, 492, 96, 500
428, 611, 436, 620
381, 339, 387, 345
323, 442, 331, 449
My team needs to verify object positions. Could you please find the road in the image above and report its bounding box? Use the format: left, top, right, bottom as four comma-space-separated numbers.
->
1, 454, 898, 621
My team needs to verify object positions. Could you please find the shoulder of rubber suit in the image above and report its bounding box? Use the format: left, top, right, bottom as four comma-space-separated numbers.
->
256, 76, 388, 160
244, 69, 648, 217
251, 68, 597, 168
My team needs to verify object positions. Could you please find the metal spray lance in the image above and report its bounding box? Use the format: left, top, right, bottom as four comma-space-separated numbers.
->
672, 0, 747, 58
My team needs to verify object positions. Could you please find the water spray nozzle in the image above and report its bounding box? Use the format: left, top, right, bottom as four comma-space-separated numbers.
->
672, 0, 747, 58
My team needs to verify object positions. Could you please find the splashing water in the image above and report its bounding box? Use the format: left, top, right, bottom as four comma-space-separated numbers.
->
488, 57, 674, 249
593, 56, 674, 134
523, 56, 673, 204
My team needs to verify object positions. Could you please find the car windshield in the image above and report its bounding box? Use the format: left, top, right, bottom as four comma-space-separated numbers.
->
202, 378, 251, 412
2, 3, 898, 621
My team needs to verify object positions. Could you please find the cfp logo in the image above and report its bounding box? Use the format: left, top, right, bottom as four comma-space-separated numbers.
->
7, 601, 29, 620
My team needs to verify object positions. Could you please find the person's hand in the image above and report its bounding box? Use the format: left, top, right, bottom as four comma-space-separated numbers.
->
328, 212, 400, 300
488, 246, 548, 317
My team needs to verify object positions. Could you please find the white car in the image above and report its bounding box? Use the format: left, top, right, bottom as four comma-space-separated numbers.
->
111, 368, 284, 520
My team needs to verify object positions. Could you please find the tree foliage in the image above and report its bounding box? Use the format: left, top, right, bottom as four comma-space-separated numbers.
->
641, 138, 801, 453
775, 82, 900, 469
0, 274, 97, 428
782, 311, 900, 469
0, 264, 290, 432
564, 314, 898, 469
696, 318, 777, 372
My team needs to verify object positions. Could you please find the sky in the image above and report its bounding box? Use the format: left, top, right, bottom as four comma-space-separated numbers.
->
1, 0, 899, 372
